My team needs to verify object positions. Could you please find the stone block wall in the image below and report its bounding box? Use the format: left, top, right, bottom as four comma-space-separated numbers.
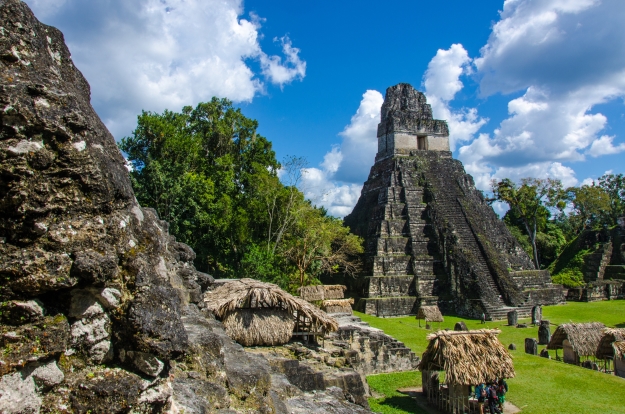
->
566, 281, 625, 301
355, 296, 420, 317
365, 275, 415, 297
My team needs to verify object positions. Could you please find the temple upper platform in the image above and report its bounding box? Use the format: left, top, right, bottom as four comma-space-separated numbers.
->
376, 83, 450, 162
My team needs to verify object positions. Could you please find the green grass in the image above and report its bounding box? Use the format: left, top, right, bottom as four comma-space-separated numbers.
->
358, 300, 625, 414
367, 371, 429, 414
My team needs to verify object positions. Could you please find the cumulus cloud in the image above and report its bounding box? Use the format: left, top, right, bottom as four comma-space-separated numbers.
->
457, 0, 625, 191
423, 44, 487, 150
587, 135, 625, 157
24, 0, 306, 139
260, 36, 306, 87
301, 90, 383, 217
474, 0, 617, 96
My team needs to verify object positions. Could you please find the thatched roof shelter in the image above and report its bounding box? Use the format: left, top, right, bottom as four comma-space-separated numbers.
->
222, 308, 295, 346
416, 305, 444, 323
321, 298, 354, 314
418, 330, 515, 385
547, 322, 606, 356
298, 285, 346, 301
204, 278, 338, 346
596, 328, 625, 359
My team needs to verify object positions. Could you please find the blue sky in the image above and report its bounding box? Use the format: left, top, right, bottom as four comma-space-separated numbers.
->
26, 0, 625, 217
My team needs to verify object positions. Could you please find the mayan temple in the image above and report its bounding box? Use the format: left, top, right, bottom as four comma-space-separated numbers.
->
344, 83, 564, 319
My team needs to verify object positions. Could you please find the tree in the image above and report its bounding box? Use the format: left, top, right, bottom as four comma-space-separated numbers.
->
260, 156, 308, 254
283, 203, 363, 289
120, 99, 364, 290
565, 184, 610, 234
120, 98, 281, 276
597, 173, 625, 225
492, 178, 565, 269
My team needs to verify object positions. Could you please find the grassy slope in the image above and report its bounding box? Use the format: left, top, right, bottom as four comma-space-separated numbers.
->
359, 300, 625, 414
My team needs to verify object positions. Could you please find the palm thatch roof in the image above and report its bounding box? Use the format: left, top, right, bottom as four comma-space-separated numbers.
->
614, 341, 625, 359
418, 329, 514, 385
596, 328, 625, 359
416, 305, 444, 323
298, 285, 346, 301
222, 308, 295, 346
321, 298, 354, 314
204, 278, 338, 332
547, 322, 606, 356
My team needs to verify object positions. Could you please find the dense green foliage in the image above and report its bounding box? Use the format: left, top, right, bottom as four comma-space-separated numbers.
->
494, 174, 625, 279
359, 300, 625, 414
120, 99, 362, 289
492, 178, 564, 268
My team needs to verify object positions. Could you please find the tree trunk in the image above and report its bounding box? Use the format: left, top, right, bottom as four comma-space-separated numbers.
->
523, 218, 540, 269
531, 218, 539, 269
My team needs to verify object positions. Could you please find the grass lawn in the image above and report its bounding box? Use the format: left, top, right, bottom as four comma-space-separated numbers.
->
358, 300, 625, 413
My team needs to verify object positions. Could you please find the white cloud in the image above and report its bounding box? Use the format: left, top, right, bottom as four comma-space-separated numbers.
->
457, 0, 625, 190
333, 90, 383, 183
24, 0, 306, 140
475, 0, 612, 96
580, 177, 595, 186
260, 36, 306, 87
492, 161, 578, 188
300, 90, 383, 217
423, 44, 487, 150
587, 135, 625, 157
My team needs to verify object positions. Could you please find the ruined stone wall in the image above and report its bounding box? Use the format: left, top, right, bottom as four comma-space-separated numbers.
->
0, 2, 371, 412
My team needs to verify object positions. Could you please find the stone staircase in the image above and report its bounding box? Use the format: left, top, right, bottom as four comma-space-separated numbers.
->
423, 156, 531, 321
355, 158, 442, 316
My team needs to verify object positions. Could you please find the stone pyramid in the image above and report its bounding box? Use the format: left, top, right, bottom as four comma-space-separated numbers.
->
344, 84, 564, 319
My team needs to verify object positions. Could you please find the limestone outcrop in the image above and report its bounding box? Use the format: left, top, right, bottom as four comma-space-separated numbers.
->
344, 83, 564, 320
0, 1, 371, 412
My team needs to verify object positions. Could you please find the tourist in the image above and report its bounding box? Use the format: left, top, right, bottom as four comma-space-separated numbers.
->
487, 381, 501, 414
481, 312, 486, 324
474, 382, 487, 414
497, 378, 508, 411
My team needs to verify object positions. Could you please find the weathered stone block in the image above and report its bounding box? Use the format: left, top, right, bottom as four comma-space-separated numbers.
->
0, 315, 70, 376
525, 338, 538, 355
68, 368, 144, 413
454, 321, 468, 331
538, 320, 551, 345
171, 378, 231, 412
0, 371, 41, 413
128, 285, 189, 359
0, 300, 45, 326
531, 305, 542, 325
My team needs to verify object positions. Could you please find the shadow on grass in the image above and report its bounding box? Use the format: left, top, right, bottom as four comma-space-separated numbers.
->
371, 395, 430, 414
616, 322, 625, 328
